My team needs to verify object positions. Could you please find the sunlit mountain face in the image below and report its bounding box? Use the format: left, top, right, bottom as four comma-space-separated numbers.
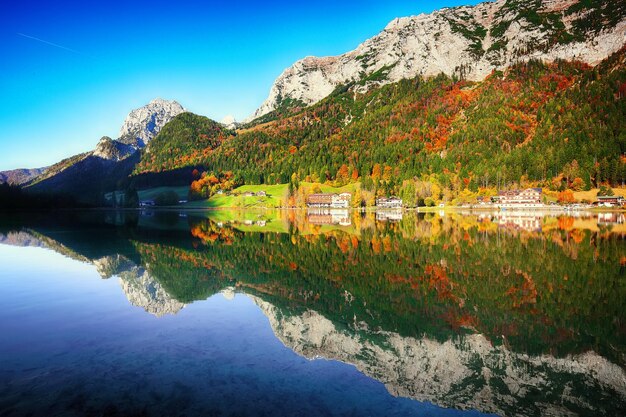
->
0, 209, 624, 417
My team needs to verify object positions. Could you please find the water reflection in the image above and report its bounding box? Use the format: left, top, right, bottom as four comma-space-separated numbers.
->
376, 208, 404, 222
307, 208, 352, 226
1, 209, 625, 416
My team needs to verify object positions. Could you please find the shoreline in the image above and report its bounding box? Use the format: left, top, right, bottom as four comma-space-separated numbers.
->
8, 205, 623, 214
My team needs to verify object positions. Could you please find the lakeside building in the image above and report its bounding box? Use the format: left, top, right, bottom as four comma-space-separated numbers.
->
306, 193, 351, 208
492, 188, 543, 208
376, 196, 403, 208
596, 195, 625, 207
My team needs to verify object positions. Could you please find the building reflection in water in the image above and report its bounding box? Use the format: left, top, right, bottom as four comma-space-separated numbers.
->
307, 208, 351, 226
375, 208, 403, 222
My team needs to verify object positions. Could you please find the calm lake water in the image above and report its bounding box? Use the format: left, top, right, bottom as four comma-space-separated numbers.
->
0, 209, 624, 417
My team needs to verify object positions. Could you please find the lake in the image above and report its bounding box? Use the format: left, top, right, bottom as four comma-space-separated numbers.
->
0, 209, 624, 417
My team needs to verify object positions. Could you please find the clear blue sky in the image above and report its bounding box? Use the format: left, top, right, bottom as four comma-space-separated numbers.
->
0, 0, 479, 171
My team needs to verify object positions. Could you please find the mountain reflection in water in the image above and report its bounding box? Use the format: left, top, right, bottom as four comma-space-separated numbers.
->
0, 209, 624, 417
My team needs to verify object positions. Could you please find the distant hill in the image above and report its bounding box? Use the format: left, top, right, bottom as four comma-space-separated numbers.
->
0, 167, 47, 186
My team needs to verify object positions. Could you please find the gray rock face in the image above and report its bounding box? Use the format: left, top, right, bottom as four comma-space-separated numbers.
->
93, 254, 186, 317
92, 254, 138, 279
118, 98, 185, 148
251, 0, 626, 120
220, 115, 239, 130
92, 136, 136, 162
249, 294, 626, 417
118, 266, 186, 317
92, 254, 185, 317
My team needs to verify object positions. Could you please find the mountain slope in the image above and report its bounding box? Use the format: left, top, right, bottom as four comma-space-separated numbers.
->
136, 48, 625, 190
251, 0, 626, 119
27, 153, 140, 204
134, 112, 232, 175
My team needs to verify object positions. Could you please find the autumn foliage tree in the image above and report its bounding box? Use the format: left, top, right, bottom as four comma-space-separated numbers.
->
189, 171, 240, 200
557, 189, 576, 204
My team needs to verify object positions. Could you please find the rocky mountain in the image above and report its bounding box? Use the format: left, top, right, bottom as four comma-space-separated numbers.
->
6, 1, 625, 206
118, 98, 185, 148
92, 136, 136, 161
250, 294, 626, 417
118, 266, 186, 317
251, 0, 626, 119
0, 167, 47, 186
93, 254, 186, 317
0, 230, 47, 248
220, 115, 239, 130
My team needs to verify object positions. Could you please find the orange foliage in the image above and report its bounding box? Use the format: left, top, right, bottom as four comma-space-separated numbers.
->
558, 216, 575, 230
505, 270, 537, 308
569, 229, 584, 244
423, 264, 459, 303
337, 237, 351, 254
557, 190, 576, 203
371, 164, 382, 180
337, 164, 349, 179
371, 237, 381, 254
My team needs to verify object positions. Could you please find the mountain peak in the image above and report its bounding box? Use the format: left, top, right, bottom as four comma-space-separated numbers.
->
250, 0, 626, 120
149, 97, 182, 107
220, 115, 238, 130
118, 98, 186, 147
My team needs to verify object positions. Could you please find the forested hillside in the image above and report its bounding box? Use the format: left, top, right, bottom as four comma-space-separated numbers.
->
134, 112, 232, 174
133, 49, 625, 197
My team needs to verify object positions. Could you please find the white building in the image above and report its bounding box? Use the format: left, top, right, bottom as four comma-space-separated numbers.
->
376, 196, 403, 208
